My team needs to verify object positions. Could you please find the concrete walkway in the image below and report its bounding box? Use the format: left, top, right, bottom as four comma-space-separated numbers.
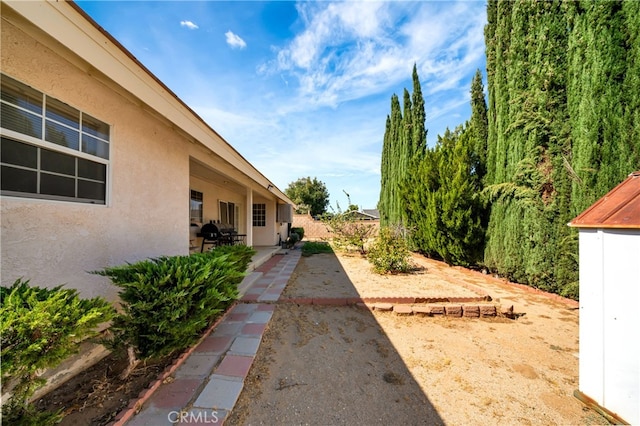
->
119, 248, 301, 426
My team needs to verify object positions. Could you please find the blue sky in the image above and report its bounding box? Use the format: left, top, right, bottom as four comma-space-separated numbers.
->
77, 1, 487, 210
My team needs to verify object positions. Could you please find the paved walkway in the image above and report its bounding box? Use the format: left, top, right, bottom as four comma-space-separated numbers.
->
120, 249, 301, 426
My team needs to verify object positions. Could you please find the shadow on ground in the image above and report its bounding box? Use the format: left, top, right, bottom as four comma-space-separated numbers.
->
226, 251, 444, 425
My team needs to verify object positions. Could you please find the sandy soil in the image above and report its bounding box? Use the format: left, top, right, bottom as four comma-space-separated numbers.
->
282, 252, 483, 299
226, 251, 607, 425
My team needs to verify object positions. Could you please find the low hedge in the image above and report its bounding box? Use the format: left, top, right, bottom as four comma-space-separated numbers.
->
1, 280, 114, 424
94, 245, 255, 360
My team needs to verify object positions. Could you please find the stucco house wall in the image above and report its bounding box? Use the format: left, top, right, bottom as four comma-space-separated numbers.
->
1, 16, 189, 300
0, 2, 293, 302
252, 197, 277, 246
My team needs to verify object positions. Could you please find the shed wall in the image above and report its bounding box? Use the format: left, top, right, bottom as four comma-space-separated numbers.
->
579, 228, 640, 424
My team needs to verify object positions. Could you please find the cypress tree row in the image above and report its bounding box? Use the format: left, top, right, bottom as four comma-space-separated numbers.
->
378, 0, 638, 299
484, 0, 639, 297
379, 64, 427, 228
404, 70, 487, 265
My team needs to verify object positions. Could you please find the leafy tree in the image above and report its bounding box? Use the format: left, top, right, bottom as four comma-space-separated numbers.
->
285, 177, 330, 216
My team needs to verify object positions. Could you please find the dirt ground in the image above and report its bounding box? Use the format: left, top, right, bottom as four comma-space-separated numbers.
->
226, 251, 608, 425
34, 351, 176, 425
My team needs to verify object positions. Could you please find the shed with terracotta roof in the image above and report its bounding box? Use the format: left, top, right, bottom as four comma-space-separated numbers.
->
569, 171, 640, 425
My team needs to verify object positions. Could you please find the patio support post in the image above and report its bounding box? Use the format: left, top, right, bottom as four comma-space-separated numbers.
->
245, 186, 253, 246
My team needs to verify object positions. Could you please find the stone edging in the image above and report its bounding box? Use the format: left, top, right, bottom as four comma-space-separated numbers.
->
279, 295, 491, 305
358, 302, 514, 319
275, 297, 515, 319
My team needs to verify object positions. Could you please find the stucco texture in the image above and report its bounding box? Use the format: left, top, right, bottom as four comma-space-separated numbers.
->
1, 20, 189, 301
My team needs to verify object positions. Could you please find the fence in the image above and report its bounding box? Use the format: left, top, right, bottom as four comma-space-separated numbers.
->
292, 214, 380, 240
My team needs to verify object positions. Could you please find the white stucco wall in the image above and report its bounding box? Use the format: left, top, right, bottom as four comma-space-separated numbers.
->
1, 19, 189, 301
579, 228, 640, 425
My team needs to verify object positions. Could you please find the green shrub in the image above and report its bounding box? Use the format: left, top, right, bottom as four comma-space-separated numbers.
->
203, 245, 256, 281
301, 241, 334, 257
290, 227, 305, 240
94, 247, 253, 361
367, 227, 412, 274
289, 232, 300, 245
1, 280, 114, 425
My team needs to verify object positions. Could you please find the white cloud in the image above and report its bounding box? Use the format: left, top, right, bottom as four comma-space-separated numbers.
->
225, 30, 247, 49
262, 1, 485, 111
180, 20, 198, 30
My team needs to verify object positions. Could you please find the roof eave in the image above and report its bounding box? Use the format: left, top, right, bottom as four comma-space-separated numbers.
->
4, 0, 293, 205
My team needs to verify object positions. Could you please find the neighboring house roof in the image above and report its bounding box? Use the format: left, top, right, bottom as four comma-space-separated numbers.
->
362, 209, 380, 219
3, 0, 292, 205
344, 210, 380, 220
569, 171, 640, 229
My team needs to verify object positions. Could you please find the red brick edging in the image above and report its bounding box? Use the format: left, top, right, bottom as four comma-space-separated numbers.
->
277, 297, 513, 319
110, 302, 238, 426
279, 295, 491, 306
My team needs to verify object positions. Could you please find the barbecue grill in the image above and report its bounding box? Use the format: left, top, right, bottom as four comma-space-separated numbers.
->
200, 221, 241, 251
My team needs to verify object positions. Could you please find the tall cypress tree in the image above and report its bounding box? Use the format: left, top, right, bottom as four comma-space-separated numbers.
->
379, 115, 392, 225
411, 64, 427, 157
403, 65, 428, 238
469, 69, 488, 182
379, 94, 404, 226
388, 94, 404, 225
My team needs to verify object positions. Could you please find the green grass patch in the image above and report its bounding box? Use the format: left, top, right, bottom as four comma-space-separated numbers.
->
301, 241, 334, 257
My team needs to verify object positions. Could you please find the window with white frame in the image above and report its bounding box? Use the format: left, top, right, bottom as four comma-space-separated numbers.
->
0, 74, 109, 204
190, 190, 203, 224
253, 203, 266, 227
219, 201, 236, 227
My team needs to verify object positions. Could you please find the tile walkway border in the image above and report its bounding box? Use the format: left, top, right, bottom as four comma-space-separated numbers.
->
114, 250, 301, 426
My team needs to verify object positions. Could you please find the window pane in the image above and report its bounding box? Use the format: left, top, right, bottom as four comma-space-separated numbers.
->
228, 202, 235, 227
253, 203, 266, 227
190, 190, 203, 223
1, 75, 42, 114
40, 172, 75, 197
82, 113, 109, 140
78, 158, 106, 181
45, 97, 79, 129
1, 103, 43, 139
41, 148, 75, 176
78, 179, 105, 202
220, 201, 228, 223
45, 121, 79, 150
82, 134, 109, 159
1, 165, 37, 193
1, 137, 37, 168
